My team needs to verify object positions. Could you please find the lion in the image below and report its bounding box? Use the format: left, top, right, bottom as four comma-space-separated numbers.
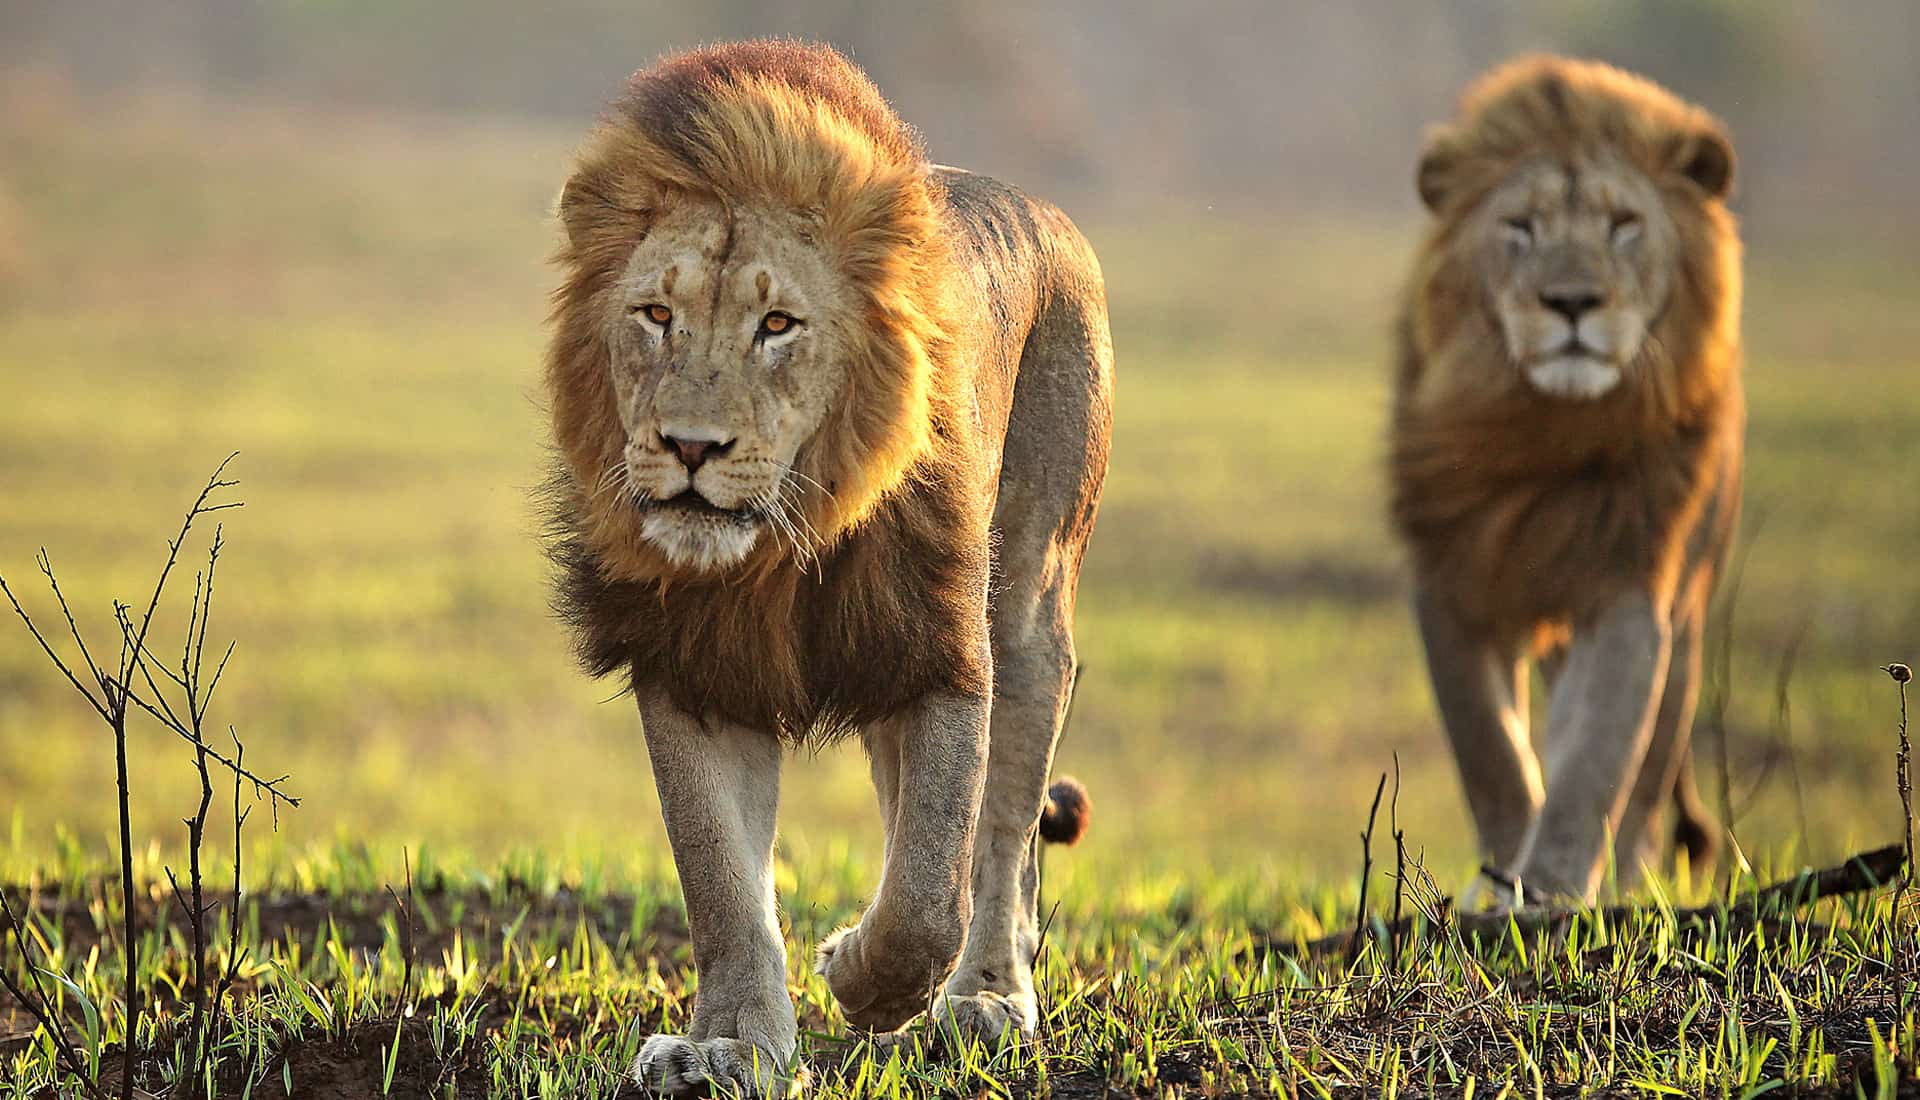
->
543, 41, 1111, 1095
1390, 56, 1743, 904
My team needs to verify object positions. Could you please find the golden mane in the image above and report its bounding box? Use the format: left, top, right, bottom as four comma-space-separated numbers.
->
1391, 55, 1745, 644
548, 39, 962, 586
541, 42, 989, 739
1416, 55, 1735, 217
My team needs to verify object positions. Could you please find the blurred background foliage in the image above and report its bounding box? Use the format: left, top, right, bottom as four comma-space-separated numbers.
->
0, 0, 1915, 886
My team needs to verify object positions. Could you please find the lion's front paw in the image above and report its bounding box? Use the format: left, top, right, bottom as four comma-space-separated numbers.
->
926, 990, 1036, 1051
815, 923, 948, 1031
631, 1034, 794, 1098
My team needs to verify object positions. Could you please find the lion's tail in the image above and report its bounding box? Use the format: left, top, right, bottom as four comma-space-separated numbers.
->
1038, 777, 1092, 845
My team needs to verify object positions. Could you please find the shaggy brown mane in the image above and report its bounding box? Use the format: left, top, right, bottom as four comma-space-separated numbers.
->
542, 41, 989, 740
1391, 55, 1744, 646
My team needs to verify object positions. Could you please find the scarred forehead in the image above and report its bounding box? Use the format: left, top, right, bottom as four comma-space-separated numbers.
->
619, 196, 835, 312
618, 197, 731, 300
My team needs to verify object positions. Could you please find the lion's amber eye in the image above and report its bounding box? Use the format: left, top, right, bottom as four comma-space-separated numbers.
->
1501, 217, 1534, 243
635, 304, 671, 327
760, 311, 797, 336
1610, 212, 1643, 243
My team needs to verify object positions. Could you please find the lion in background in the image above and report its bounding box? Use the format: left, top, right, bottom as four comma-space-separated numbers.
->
1391, 56, 1743, 903
545, 41, 1110, 1095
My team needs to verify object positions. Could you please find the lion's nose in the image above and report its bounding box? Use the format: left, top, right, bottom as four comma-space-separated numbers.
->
660, 432, 735, 472
1539, 286, 1607, 322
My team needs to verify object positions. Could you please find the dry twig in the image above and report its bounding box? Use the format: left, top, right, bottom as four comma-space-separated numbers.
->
1345, 772, 1388, 969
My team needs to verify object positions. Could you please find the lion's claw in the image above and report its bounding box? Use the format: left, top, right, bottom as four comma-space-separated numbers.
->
631, 1034, 792, 1098
927, 990, 1035, 1052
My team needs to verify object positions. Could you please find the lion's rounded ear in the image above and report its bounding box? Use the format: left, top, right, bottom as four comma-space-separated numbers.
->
1416, 128, 1460, 213
557, 173, 611, 248
558, 170, 651, 249
1671, 125, 1735, 199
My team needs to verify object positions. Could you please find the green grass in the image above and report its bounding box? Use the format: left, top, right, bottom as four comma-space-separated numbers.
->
1, 93, 1917, 1095
2, 843, 1913, 1097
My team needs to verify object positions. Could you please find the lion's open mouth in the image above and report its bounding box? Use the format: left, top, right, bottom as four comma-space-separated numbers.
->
644, 491, 758, 525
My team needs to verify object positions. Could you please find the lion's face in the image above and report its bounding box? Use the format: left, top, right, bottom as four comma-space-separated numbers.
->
1472, 155, 1676, 401
604, 197, 854, 571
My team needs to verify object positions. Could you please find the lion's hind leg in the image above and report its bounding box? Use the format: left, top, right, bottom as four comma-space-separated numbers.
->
930, 568, 1077, 1049
1614, 601, 1715, 885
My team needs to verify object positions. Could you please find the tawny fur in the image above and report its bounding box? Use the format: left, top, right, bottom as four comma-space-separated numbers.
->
544, 42, 990, 740
544, 43, 1112, 1073
1392, 55, 1743, 654
1391, 56, 1744, 886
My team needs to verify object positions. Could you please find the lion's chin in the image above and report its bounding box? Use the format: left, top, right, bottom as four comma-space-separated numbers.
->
1523, 355, 1623, 401
639, 510, 762, 573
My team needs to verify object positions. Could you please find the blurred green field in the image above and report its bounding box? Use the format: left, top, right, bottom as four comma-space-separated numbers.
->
1, 92, 1916, 893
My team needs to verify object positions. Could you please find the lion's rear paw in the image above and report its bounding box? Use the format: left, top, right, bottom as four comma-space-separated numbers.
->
631, 1034, 795, 1098
814, 923, 948, 1032
926, 990, 1036, 1052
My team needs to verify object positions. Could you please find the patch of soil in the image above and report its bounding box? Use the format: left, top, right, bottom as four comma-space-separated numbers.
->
225, 1018, 485, 1100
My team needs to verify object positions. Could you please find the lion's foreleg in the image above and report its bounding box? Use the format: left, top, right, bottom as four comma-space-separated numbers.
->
631, 690, 796, 1097
1414, 584, 1544, 869
1512, 592, 1672, 901
818, 686, 990, 1031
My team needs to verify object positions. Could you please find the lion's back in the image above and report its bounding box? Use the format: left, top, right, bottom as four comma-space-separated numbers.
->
934, 169, 1112, 557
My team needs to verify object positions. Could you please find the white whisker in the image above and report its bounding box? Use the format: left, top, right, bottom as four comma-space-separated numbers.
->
777, 479, 827, 560
772, 479, 825, 578
758, 487, 811, 573
778, 464, 833, 498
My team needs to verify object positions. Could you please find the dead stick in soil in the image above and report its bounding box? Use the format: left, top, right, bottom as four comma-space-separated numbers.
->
1885, 662, 1912, 1013
386, 847, 417, 1010
203, 730, 251, 1073
1345, 772, 1387, 969
1292, 843, 1908, 960
1389, 754, 1407, 969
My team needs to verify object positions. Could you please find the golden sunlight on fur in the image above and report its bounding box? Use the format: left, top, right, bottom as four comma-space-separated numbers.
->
1391, 55, 1743, 903
541, 41, 1112, 1093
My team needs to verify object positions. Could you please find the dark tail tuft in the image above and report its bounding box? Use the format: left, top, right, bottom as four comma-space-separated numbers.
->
1670, 748, 1720, 870
1673, 809, 1720, 868
1038, 777, 1091, 845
